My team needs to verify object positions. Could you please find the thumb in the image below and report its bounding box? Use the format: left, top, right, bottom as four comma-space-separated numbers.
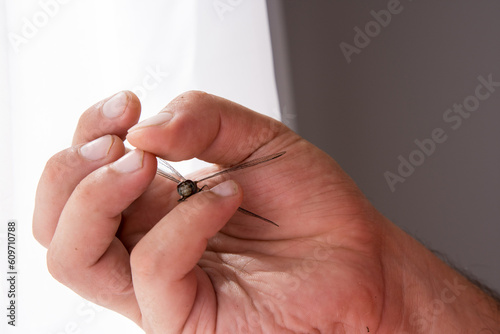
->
130, 180, 242, 333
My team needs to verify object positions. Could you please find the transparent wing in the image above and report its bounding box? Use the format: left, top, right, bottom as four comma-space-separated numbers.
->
196, 151, 286, 183
237, 207, 279, 227
156, 157, 186, 184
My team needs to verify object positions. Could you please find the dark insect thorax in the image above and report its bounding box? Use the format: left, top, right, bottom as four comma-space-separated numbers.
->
177, 180, 199, 200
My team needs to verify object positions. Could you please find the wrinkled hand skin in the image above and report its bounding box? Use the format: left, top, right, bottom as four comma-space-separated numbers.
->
33, 91, 500, 333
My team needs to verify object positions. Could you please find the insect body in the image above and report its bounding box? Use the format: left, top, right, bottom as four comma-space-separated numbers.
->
176, 180, 199, 200
156, 151, 286, 226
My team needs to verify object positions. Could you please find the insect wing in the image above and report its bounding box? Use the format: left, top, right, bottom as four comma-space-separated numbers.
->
156, 158, 186, 184
237, 207, 279, 227
196, 151, 286, 183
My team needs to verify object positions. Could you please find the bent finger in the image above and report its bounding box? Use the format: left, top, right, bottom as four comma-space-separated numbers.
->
126, 90, 292, 165
33, 135, 125, 247
46, 150, 156, 320
73, 91, 141, 145
131, 180, 242, 333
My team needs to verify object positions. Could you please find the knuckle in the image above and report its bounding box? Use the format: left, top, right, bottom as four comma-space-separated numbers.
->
46, 248, 72, 285
173, 90, 211, 109
74, 111, 102, 143
43, 148, 80, 182
32, 221, 48, 247
76, 92, 140, 144
180, 89, 209, 100
96, 264, 133, 296
130, 246, 159, 278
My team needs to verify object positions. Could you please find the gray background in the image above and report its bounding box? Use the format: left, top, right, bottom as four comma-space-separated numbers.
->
267, 0, 500, 292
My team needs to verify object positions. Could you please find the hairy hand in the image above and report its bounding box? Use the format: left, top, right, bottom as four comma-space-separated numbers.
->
33, 91, 500, 333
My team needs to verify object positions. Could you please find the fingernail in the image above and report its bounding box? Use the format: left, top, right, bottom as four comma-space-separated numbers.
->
103, 92, 128, 118
79, 135, 114, 161
112, 150, 144, 173
128, 112, 173, 132
211, 180, 238, 197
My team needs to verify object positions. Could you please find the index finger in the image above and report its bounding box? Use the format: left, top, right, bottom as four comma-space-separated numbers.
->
126, 91, 292, 165
73, 91, 141, 145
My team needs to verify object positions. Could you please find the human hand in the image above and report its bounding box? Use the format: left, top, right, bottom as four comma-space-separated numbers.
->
33, 91, 499, 333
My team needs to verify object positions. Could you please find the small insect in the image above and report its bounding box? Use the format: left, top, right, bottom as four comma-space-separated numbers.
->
156, 151, 286, 227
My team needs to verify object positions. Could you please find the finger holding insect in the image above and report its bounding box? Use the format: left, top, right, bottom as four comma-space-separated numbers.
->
126, 90, 290, 165
115, 173, 183, 252
130, 180, 243, 333
155, 153, 285, 226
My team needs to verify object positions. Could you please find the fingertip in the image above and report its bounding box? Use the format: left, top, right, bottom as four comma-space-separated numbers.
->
109, 91, 141, 133
101, 90, 141, 118
121, 90, 142, 121
125, 91, 288, 164
127, 112, 173, 133
210, 180, 240, 198
79, 135, 115, 161
73, 91, 142, 145
123, 90, 141, 109
110, 149, 145, 174
126, 91, 219, 161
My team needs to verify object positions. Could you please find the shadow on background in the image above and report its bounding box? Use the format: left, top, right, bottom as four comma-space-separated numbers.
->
268, 0, 500, 292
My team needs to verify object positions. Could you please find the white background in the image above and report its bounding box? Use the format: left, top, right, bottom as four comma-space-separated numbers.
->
0, 1, 280, 333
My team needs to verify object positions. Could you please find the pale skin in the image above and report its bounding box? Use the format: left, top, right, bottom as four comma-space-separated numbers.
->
33, 91, 499, 333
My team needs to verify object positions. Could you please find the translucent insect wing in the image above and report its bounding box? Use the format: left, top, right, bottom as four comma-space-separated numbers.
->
156, 158, 186, 183
195, 151, 286, 182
